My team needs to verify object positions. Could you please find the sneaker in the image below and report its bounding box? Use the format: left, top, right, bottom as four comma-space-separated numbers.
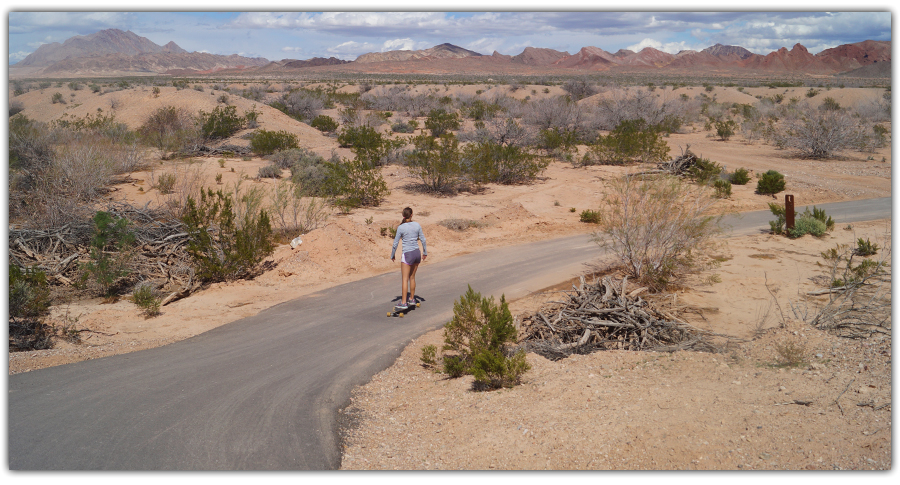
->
408, 296, 417, 305
395, 302, 408, 310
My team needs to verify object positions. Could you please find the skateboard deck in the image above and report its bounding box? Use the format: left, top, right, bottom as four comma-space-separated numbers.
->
387, 298, 421, 317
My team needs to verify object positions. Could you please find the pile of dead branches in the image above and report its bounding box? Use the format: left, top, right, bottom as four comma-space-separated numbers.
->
635, 146, 702, 178
9, 202, 198, 304
178, 143, 251, 157
518, 275, 740, 360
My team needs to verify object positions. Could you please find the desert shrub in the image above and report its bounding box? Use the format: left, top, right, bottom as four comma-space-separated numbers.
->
282, 149, 331, 196
67, 81, 82, 91
322, 156, 390, 211
81, 211, 137, 295
582, 119, 670, 166
8, 115, 54, 175
268, 179, 330, 236
561, 79, 597, 100
337, 125, 401, 165
820, 97, 841, 111
715, 119, 736, 141
277, 89, 325, 121
713, 179, 732, 198
440, 285, 530, 389
806, 88, 820, 98
729, 167, 751, 185
9, 265, 52, 322
217, 94, 229, 104
462, 141, 547, 185
855, 238, 879, 256
781, 108, 864, 158
172, 79, 189, 90
132, 282, 162, 317
249, 129, 298, 155
439, 219, 483, 231
593, 175, 722, 290
391, 120, 417, 133
407, 133, 464, 193
756, 170, 785, 195
9, 99, 24, 117
420, 344, 439, 369
595, 88, 684, 131
154, 172, 177, 194
9, 265, 54, 351
182, 188, 275, 282
138, 105, 197, 157
197, 105, 245, 140
257, 164, 281, 179
51, 92, 65, 104
579, 209, 601, 224
687, 157, 723, 185
788, 216, 827, 238
424, 108, 461, 137
462, 99, 502, 121
774, 338, 808, 367
310, 115, 339, 133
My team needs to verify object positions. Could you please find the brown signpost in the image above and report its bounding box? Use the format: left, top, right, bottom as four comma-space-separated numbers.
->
785, 194, 795, 230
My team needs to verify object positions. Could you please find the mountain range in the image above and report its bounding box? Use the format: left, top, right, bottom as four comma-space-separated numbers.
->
10, 29, 891, 78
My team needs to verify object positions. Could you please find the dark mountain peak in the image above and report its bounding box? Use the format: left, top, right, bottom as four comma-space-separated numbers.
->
701, 43, 753, 59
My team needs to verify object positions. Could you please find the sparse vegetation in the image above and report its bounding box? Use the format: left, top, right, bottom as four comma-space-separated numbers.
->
579, 209, 602, 224
249, 129, 299, 155
593, 175, 722, 290
81, 211, 137, 295
756, 170, 785, 195
310, 114, 339, 133
437, 285, 530, 389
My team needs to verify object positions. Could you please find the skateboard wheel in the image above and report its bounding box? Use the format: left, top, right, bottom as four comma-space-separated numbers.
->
416, 303, 421, 307
399, 313, 404, 318
387, 312, 391, 317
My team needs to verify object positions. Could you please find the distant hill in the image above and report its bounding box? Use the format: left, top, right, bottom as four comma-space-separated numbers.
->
12, 28, 268, 76
836, 59, 892, 78
17, 29, 187, 67
355, 43, 481, 63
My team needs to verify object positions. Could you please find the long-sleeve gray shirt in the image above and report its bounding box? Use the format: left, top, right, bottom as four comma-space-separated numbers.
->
390, 221, 427, 259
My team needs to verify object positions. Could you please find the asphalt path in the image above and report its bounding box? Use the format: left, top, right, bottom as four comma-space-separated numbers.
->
8, 197, 890, 470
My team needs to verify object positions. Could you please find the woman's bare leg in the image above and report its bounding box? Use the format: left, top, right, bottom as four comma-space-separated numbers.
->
400, 262, 412, 305
408, 263, 419, 303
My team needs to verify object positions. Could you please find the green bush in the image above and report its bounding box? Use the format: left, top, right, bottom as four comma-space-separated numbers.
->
391, 120, 417, 133
579, 209, 602, 224
51, 92, 65, 104
463, 141, 548, 185
687, 157, 723, 185
788, 216, 827, 238
462, 100, 502, 121
337, 125, 401, 165
855, 237, 879, 256
407, 133, 463, 193
713, 179, 732, 198
155, 172, 177, 194
582, 119, 670, 166
310, 115, 339, 133
9, 265, 52, 321
249, 129, 299, 155
138, 106, 197, 157
9, 265, 54, 351
420, 344, 438, 369
322, 156, 390, 211
756, 170, 785, 194
132, 283, 162, 317
440, 285, 530, 389
257, 164, 281, 179
81, 211, 136, 295
729, 167, 751, 185
197, 105, 245, 140
424, 108, 461, 137
278, 149, 331, 196
182, 188, 275, 282
715, 119, 736, 141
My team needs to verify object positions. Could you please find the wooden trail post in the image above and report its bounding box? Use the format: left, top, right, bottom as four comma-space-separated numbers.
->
785, 194, 795, 230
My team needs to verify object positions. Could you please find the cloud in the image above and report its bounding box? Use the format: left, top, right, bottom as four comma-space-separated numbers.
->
465, 38, 506, 55
8, 12, 134, 34
9, 51, 31, 63
626, 38, 702, 54
281, 46, 304, 53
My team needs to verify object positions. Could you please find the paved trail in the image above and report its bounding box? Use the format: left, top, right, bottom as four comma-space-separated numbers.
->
8, 197, 890, 469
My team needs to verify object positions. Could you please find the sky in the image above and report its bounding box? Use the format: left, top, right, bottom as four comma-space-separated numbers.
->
5, 2, 895, 66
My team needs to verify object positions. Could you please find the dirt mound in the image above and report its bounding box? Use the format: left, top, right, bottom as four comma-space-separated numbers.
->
481, 202, 535, 225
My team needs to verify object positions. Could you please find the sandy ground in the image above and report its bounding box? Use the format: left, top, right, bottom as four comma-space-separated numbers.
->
339, 219, 892, 471
8, 82, 893, 470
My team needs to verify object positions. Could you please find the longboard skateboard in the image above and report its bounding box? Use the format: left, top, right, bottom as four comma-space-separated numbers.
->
387, 297, 421, 317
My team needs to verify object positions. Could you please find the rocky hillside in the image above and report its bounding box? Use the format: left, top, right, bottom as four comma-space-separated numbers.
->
16, 29, 186, 67
355, 43, 481, 63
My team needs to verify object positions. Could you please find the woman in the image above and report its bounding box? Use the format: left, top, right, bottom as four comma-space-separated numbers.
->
390, 207, 427, 309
